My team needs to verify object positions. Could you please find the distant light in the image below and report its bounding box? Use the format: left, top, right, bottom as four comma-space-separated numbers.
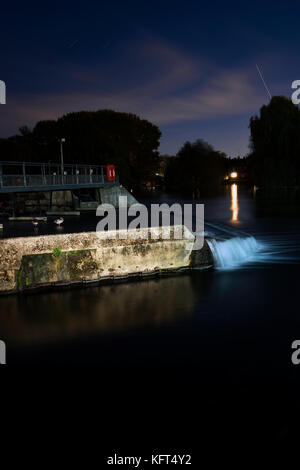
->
231, 183, 239, 223
231, 172, 238, 178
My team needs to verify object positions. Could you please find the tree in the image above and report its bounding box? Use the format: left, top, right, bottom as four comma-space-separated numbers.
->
0, 110, 161, 187
165, 139, 227, 196
32, 110, 161, 186
249, 96, 300, 187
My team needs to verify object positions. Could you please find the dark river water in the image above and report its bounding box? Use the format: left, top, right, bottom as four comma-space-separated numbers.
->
1, 185, 300, 448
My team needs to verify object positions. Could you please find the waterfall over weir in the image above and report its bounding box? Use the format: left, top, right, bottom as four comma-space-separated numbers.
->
207, 236, 262, 269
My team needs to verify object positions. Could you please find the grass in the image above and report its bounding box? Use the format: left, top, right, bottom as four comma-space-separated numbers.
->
53, 247, 62, 257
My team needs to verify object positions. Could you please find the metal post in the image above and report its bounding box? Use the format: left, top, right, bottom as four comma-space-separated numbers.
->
12, 193, 16, 217
101, 166, 104, 184
42, 164, 46, 185
0, 164, 3, 188
60, 140, 64, 184
23, 162, 27, 187
60, 138, 65, 184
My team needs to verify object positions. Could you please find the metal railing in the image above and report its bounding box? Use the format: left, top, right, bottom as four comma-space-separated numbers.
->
0, 161, 118, 191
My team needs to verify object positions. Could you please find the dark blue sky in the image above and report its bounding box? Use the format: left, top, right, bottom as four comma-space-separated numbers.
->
0, 0, 298, 156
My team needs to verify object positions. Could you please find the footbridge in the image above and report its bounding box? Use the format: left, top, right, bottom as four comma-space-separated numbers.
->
0, 161, 118, 193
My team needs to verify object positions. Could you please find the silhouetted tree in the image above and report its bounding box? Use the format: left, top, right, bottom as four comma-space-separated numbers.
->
165, 139, 227, 196
0, 110, 161, 186
249, 96, 300, 187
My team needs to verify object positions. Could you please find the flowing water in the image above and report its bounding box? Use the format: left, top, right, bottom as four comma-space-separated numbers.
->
206, 235, 262, 268
1, 184, 300, 442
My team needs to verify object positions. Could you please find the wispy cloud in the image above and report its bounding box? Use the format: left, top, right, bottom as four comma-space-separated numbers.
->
0, 37, 271, 137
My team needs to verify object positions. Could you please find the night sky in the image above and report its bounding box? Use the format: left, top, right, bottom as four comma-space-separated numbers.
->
0, 0, 298, 156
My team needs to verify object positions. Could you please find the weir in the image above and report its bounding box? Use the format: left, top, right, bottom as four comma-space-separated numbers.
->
0, 226, 213, 294
207, 236, 262, 269
0, 164, 264, 293
0, 220, 264, 293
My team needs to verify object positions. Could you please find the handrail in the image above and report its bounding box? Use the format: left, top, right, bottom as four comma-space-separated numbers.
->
0, 161, 118, 191
0, 161, 110, 168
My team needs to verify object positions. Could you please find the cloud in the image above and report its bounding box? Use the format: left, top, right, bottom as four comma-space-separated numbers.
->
0, 37, 269, 137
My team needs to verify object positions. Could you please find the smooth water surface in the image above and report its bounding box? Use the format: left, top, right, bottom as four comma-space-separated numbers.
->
1, 185, 300, 441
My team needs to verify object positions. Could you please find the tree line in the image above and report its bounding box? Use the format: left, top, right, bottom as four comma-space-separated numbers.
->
164, 140, 227, 196
249, 96, 300, 188
0, 110, 161, 187
1, 96, 299, 193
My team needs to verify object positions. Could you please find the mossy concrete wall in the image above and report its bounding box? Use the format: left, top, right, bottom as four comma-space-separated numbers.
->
0, 226, 212, 294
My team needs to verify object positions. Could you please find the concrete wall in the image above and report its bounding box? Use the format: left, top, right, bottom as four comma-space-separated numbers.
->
6, 185, 136, 214
13, 190, 73, 212
99, 185, 138, 207
0, 225, 212, 294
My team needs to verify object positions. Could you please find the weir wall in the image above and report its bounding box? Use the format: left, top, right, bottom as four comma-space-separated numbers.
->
0, 226, 213, 294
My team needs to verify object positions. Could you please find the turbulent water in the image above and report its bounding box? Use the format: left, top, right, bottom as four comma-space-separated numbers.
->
206, 235, 262, 269
205, 223, 300, 270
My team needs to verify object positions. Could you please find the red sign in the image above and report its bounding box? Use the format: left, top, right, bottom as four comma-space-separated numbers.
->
106, 164, 116, 182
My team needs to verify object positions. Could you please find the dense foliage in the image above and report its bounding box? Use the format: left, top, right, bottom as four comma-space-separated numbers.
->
249, 96, 300, 188
165, 139, 227, 196
0, 110, 161, 186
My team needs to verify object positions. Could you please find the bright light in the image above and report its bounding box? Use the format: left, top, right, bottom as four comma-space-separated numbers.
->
230, 183, 239, 223
230, 171, 238, 178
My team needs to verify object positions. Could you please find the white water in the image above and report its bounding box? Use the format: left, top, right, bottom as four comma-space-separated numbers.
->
207, 236, 263, 269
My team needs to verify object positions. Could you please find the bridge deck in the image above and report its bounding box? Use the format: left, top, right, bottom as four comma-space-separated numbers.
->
0, 161, 118, 193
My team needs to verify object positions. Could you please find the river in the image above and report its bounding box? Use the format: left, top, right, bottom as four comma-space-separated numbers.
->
1, 185, 300, 445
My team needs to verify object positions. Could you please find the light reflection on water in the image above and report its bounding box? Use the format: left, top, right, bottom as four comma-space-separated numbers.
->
0, 276, 197, 345
1, 188, 300, 355
205, 185, 300, 270
230, 183, 239, 223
